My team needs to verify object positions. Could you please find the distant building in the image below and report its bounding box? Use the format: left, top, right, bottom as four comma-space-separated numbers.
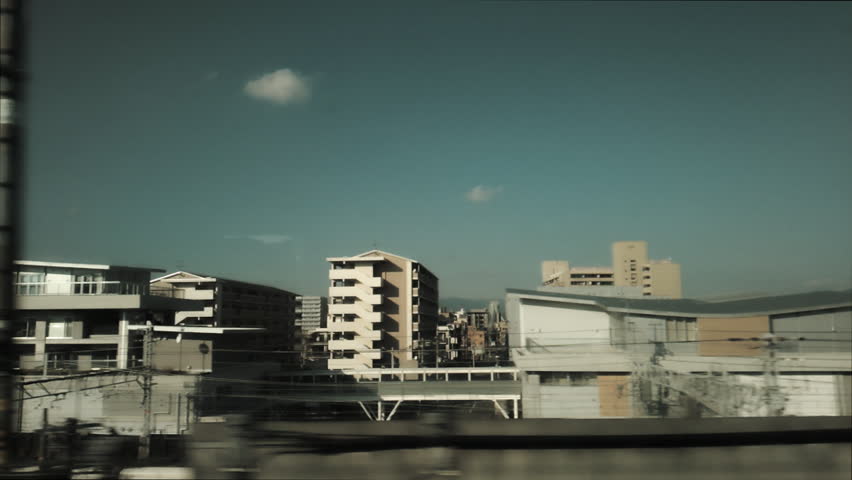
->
295, 296, 327, 333
506, 288, 852, 419
542, 241, 682, 298
326, 249, 439, 370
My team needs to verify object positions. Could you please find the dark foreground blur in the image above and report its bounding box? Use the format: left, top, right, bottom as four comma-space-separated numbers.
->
4, 415, 851, 479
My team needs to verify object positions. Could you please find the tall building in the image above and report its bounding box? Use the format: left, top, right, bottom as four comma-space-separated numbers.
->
326, 250, 439, 370
611, 241, 648, 288
542, 241, 682, 298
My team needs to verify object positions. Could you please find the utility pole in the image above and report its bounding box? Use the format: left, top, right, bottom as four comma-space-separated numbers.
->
761, 334, 784, 416
650, 341, 668, 417
138, 323, 153, 460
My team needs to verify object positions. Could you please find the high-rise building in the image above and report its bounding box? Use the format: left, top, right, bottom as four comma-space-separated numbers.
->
326, 249, 438, 370
542, 241, 682, 298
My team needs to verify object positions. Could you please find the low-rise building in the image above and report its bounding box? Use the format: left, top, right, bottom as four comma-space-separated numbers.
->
11, 260, 202, 374
506, 288, 852, 418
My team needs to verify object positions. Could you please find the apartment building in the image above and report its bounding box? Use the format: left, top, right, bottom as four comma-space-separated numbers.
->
506, 288, 852, 419
542, 241, 682, 298
149, 271, 298, 350
11, 260, 202, 374
326, 250, 439, 370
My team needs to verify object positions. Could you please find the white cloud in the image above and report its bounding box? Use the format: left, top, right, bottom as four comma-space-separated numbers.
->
244, 69, 310, 105
225, 234, 292, 245
465, 185, 503, 204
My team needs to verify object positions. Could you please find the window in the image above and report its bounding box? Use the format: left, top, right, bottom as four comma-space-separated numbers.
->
665, 318, 696, 342
92, 351, 117, 369
16, 272, 45, 295
14, 318, 37, 337
74, 274, 100, 294
47, 319, 73, 338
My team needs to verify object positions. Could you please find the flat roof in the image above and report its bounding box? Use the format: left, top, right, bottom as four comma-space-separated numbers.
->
15, 260, 165, 273
506, 288, 852, 317
326, 255, 386, 262
126, 325, 265, 334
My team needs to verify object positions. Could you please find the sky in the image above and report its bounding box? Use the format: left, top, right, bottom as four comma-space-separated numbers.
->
21, 1, 852, 301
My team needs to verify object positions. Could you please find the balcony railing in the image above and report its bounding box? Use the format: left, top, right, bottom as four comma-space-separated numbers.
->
15, 281, 187, 298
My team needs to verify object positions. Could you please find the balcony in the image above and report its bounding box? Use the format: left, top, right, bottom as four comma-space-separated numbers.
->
329, 269, 383, 287
14, 281, 196, 300
329, 286, 382, 304
328, 304, 381, 322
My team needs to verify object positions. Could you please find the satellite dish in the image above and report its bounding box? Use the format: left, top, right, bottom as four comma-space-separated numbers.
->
198, 343, 210, 355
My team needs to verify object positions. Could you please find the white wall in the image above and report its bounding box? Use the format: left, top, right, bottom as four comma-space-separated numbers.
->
519, 299, 610, 351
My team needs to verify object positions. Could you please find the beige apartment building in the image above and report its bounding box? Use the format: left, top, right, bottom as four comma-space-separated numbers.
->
542, 241, 682, 298
326, 250, 439, 370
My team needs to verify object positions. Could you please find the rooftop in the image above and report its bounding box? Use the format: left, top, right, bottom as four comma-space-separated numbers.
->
14, 260, 164, 273
506, 288, 852, 317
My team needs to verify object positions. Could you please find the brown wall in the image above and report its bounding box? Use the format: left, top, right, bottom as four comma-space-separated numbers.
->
697, 316, 769, 356
377, 254, 412, 367
151, 337, 213, 372
599, 374, 632, 417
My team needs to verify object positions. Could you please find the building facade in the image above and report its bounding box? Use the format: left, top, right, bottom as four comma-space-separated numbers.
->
149, 271, 298, 350
11, 261, 202, 374
506, 288, 852, 419
295, 296, 327, 334
326, 250, 439, 370
542, 241, 682, 298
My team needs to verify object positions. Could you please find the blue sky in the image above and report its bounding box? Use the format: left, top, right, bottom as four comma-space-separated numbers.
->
22, 1, 852, 300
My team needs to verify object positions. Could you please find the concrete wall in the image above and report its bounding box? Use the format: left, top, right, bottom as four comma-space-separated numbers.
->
599, 374, 632, 417
771, 308, 852, 354
733, 374, 851, 417
644, 261, 682, 299
16, 373, 198, 435
698, 316, 769, 356
519, 299, 610, 351
377, 253, 414, 367
612, 241, 648, 287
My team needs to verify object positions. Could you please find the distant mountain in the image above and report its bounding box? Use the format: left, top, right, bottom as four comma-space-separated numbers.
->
440, 297, 503, 312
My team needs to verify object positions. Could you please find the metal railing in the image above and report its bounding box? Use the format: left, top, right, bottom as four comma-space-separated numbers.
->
14, 281, 187, 298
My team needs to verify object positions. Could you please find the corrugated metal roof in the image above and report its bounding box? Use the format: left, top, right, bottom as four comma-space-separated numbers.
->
505, 288, 852, 317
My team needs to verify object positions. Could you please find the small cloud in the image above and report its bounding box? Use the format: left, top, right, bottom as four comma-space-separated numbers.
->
225, 234, 292, 245
465, 185, 503, 204
244, 69, 310, 105
204, 71, 220, 81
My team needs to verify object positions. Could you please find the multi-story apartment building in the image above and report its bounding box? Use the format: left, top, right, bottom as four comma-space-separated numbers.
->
295, 296, 327, 334
11, 261, 281, 435
542, 241, 682, 298
149, 271, 298, 350
506, 288, 852, 419
11, 260, 202, 374
326, 250, 438, 370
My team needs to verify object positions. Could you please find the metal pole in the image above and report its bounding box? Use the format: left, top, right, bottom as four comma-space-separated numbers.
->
1, 0, 26, 466
138, 324, 153, 459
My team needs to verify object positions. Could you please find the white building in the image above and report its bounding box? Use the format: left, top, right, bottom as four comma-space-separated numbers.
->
506, 288, 852, 419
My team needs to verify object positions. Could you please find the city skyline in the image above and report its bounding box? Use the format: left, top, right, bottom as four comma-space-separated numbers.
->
21, 1, 852, 300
